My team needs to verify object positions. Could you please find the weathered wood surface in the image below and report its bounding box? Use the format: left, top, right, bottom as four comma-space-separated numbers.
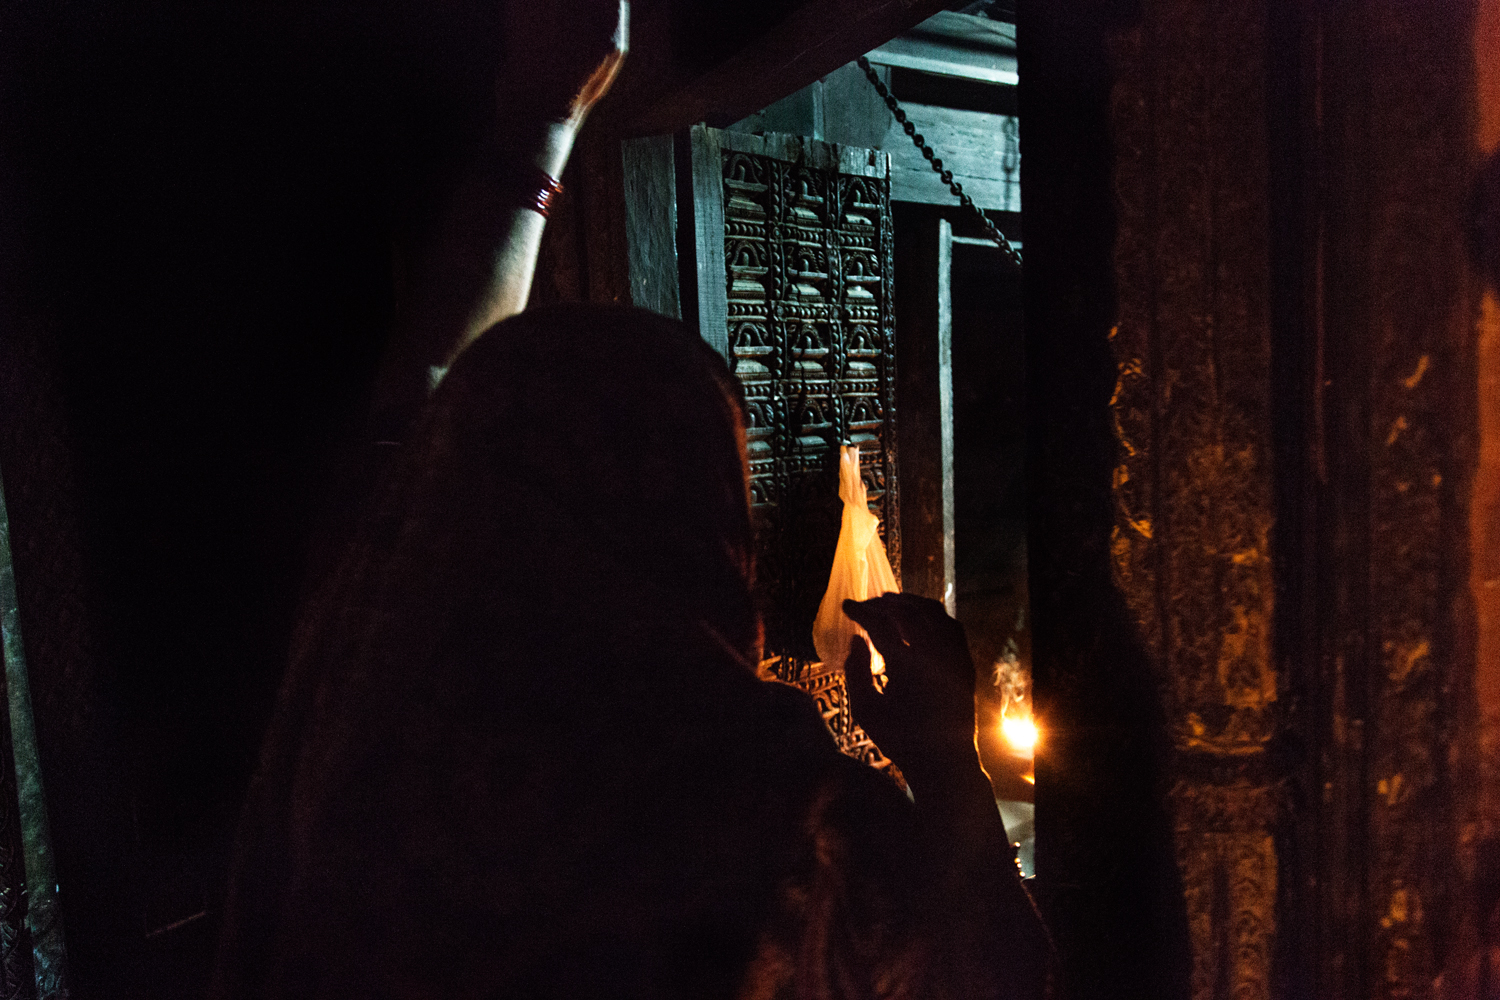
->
1108, 2, 1281, 998
728, 63, 895, 164
622, 0, 950, 137
1027, 0, 1490, 997
1312, 2, 1482, 996
622, 135, 681, 320
865, 10, 1017, 84
0, 478, 63, 999
882, 104, 1019, 212
681, 125, 728, 358
724, 62, 1020, 213
894, 206, 954, 611
715, 128, 889, 179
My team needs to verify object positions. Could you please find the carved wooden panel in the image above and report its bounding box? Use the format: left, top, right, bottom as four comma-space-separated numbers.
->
778, 662, 904, 785
695, 128, 900, 683
680, 127, 900, 767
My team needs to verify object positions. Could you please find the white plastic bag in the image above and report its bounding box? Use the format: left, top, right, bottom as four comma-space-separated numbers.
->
812, 445, 900, 676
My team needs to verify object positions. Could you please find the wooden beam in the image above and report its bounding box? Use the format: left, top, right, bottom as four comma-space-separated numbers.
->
865, 10, 1018, 84
623, 0, 950, 137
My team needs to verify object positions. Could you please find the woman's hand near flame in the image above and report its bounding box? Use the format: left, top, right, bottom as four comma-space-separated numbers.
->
843, 594, 982, 790
844, 594, 1051, 997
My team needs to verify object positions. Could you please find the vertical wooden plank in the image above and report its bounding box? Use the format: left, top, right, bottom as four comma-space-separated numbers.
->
621, 135, 681, 319
895, 204, 949, 606
577, 131, 633, 307
822, 63, 894, 153
0, 475, 53, 999
684, 125, 728, 358
0, 472, 33, 1000
937, 219, 955, 616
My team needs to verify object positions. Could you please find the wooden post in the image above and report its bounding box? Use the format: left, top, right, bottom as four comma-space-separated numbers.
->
895, 205, 954, 611
676, 126, 729, 359
621, 136, 681, 320
937, 219, 955, 616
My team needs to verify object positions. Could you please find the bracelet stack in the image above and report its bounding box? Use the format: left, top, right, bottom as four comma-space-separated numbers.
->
514, 164, 564, 219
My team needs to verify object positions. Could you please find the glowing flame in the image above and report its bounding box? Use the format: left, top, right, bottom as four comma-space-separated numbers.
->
1001, 715, 1038, 756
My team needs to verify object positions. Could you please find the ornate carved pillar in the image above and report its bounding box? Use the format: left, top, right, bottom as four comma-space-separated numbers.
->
1026, 0, 1490, 995
1108, 1, 1282, 997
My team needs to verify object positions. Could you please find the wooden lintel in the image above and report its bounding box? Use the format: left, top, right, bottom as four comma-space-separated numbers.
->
624, 0, 950, 138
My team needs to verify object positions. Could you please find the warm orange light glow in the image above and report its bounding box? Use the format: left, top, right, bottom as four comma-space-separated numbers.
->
1001, 715, 1038, 755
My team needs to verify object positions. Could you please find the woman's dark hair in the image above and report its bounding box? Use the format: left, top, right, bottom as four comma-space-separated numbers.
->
212, 304, 767, 999
381, 302, 761, 663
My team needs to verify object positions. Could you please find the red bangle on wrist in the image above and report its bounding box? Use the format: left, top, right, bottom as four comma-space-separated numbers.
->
516, 165, 564, 219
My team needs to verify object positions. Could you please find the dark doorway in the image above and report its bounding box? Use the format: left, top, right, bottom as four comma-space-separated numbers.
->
950, 236, 1032, 854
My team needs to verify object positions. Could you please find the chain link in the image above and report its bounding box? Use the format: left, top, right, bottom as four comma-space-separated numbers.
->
856, 56, 1022, 271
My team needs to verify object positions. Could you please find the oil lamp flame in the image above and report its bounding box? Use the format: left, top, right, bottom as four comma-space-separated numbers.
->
1001, 714, 1038, 756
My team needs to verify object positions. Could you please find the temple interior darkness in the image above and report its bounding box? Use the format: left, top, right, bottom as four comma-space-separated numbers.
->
0, 0, 1498, 997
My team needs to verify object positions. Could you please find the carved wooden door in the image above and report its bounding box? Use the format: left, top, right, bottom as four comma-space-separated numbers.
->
678, 126, 901, 774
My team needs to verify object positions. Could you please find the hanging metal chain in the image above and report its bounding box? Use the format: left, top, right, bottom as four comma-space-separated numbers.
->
856, 56, 1022, 271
